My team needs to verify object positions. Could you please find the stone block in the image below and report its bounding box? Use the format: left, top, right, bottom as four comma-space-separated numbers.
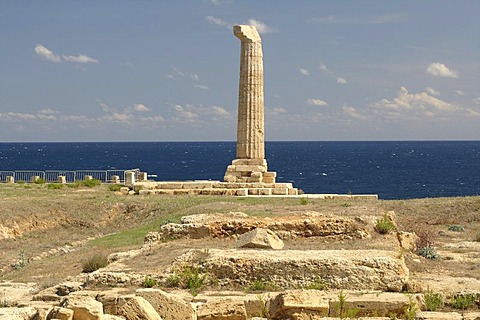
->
118, 296, 161, 320
110, 175, 120, 184
263, 172, 276, 178
64, 295, 104, 320
197, 298, 247, 320
47, 306, 74, 320
5, 176, 14, 183
269, 290, 329, 319
235, 165, 267, 173
262, 177, 275, 184
136, 288, 195, 320
200, 249, 409, 291
232, 159, 267, 166
236, 189, 248, 196
288, 188, 298, 195
272, 188, 288, 195
157, 182, 183, 189
137, 172, 148, 181
237, 228, 284, 250
329, 292, 411, 317
125, 172, 135, 184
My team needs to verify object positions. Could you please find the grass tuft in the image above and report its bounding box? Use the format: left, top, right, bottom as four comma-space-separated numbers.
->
375, 216, 396, 234
82, 253, 109, 273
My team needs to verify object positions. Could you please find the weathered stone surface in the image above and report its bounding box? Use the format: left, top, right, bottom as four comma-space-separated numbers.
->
269, 289, 329, 319
196, 298, 247, 320
415, 311, 465, 319
64, 295, 104, 320
180, 249, 408, 291
117, 296, 161, 320
397, 231, 419, 251
328, 292, 411, 317
0, 307, 37, 320
47, 306, 74, 320
236, 228, 284, 250
136, 288, 195, 320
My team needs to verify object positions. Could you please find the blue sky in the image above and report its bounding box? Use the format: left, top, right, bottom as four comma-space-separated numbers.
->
0, 0, 479, 142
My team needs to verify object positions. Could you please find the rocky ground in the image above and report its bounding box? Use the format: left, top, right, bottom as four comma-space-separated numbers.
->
0, 183, 479, 319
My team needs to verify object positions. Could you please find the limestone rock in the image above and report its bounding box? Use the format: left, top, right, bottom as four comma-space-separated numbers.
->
136, 288, 195, 320
196, 298, 247, 320
416, 311, 465, 319
64, 295, 104, 320
185, 249, 408, 292
47, 306, 74, 320
397, 231, 419, 252
118, 296, 162, 320
0, 307, 37, 320
236, 228, 284, 250
328, 292, 411, 318
269, 289, 329, 319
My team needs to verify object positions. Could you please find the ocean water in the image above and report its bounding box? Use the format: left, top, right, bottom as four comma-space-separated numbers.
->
0, 141, 479, 200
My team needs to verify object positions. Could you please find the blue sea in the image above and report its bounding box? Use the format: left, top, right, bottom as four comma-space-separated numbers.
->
0, 141, 479, 200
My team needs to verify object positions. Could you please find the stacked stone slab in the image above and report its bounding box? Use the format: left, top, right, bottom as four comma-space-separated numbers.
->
224, 25, 278, 186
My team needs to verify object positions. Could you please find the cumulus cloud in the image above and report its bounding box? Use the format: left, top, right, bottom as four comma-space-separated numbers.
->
370, 86, 462, 120
247, 19, 274, 34
34, 44, 61, 62
134, 103, 150, 112
165, 66, 185, 80
473, 97, 480, 105
455, 90, 465, 96
63, 54, 99, 64
425, 87, 440, 96
342, 105, 366, 120
336, 77, 347, 84
298, 68, 310, 76
426, 62, 458, 78
306, 98, 328, 106
34, 44, 99, 64
206, 15, 228, 26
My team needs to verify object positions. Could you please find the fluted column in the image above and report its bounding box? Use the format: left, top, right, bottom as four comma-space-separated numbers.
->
234, 25, 264, 160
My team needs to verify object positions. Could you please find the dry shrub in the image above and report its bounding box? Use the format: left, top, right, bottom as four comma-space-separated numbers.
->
410, 223, 436, 248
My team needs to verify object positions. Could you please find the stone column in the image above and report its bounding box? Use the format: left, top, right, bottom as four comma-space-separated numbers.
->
234, 25, 265, 160
224, 25, 276, 184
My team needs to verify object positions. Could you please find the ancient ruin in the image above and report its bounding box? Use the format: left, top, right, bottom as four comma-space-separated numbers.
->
224, 25, 277, 185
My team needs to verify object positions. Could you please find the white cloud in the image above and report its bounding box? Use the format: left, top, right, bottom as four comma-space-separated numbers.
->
465, 108, 480, 117
426, 62, 458, 78
319, 63, 347, 84
34, 44, 99, 64
206, 15, 228, 26
272, 107, 288, 114
134, 103, 150, 112
39, 108, 59, 115
165, 66, 184, 80
210, 106, 230, 117
342, 105, 366, 120
306, 98, 328, 106
194, 84, 210, 90
34, 44, 61, 62
425, 87, 440, 96
247, 19, 274, 34
298, 68, 309, 76
336, 77, 347, 84
455, 90, 465, 96
472, 97, 480, 105
63, 54, 99, 64
190, 73, 200, 81
372, 86, 458, 119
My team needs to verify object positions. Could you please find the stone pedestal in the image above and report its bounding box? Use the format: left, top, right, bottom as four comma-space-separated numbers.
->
57, 176, 67, 184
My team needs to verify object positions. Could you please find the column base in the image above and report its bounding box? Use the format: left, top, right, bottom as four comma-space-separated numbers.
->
224, 158, 276, 184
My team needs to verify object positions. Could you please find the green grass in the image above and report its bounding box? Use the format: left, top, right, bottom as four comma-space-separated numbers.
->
423, 289, 444, 311
375, 216, 396, 234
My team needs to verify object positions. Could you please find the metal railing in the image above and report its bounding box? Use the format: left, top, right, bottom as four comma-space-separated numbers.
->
0, 169, 141, 183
